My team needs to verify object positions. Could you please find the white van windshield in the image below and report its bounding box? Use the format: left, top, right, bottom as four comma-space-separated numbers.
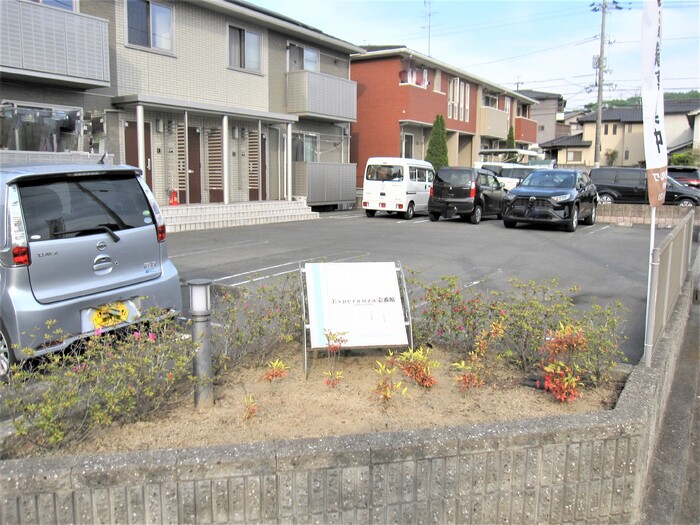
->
366, 165, 403, 182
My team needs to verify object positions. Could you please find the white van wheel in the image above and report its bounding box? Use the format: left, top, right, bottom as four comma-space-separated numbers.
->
365, 210, 376, 217
403, 203, 415, 220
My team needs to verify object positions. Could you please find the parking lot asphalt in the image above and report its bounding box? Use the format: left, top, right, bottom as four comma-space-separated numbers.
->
168, 209, 665, 366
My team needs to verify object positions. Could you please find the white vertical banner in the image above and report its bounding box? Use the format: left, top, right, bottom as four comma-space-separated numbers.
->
641, 0, 667, 367
641, 0, 668, 207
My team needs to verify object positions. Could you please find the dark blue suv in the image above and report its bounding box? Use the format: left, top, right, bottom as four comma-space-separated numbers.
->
501, 169, 598, 232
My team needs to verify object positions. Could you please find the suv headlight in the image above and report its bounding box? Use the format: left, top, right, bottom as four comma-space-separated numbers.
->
551, 194, 571, 203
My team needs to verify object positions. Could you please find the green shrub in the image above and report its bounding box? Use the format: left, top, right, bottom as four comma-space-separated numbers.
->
669, 151, 699, 166
212, 272, 302, 373
576, 302, 628, 387
410, 275, 492, 355
3, 311, 194, 453
487, 279, 577, 372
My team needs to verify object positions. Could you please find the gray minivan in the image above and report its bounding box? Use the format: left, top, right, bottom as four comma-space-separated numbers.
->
0, 164, 182, 379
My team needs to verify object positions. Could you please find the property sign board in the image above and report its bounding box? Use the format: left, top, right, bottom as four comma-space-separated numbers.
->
305, 262, 409, 349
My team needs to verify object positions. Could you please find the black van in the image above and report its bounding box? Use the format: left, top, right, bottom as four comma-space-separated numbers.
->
428, 167, 506, 224
590, 167, 700, 206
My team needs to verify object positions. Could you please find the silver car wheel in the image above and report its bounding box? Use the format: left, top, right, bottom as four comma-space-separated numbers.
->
0, 330, 10, 380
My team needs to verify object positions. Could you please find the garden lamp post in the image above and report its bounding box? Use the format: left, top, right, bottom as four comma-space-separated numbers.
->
189, 278, 213, 408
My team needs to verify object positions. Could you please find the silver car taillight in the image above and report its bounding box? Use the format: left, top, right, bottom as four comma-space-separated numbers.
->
137, 176, 167, 243
8, 185, 30, 266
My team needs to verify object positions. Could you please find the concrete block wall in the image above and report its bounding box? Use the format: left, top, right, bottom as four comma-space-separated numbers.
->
597, 203, 700, 227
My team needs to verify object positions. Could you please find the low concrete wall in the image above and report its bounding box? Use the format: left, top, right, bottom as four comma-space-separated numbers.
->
597, 203, 700, 227
0, 279, 695, 524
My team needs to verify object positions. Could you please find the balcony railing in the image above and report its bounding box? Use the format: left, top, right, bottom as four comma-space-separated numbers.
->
478, 106, 508, 140
0, 0, 110, 87
515, 116, 537, 144
287, 71, 357, 122
292, 162, 356, 206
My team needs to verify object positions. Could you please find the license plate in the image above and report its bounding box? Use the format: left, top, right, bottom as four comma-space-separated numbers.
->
81, 300, 141, 332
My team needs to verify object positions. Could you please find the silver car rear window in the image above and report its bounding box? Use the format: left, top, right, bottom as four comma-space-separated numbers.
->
18, 175, 154, 242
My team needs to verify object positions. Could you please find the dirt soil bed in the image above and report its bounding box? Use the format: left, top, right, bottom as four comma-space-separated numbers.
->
64, 344, 623, 457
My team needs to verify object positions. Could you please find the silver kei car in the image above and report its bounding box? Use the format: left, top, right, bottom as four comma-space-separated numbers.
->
0, 163, 182, 379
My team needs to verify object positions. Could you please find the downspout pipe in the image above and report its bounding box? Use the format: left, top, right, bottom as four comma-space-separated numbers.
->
222, 115, 230, 204
136, 105, 145, 174
286, 122, 293, 201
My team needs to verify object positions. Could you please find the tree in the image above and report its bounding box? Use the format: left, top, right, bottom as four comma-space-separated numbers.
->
604, 149, 618, 166
583, 90, 698, 112
425, 115, 448, 171
504, 126, 516, 162
669, 151, 699, 166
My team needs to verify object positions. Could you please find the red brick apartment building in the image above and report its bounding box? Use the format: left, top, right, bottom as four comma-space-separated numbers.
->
350, 47, 538, 191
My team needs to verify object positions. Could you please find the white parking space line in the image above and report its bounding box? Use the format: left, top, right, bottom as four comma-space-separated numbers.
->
326, 214, 364, 220
584, 225, 611, 235
170, 240, 268, 258
215, 250, 372, 287
397, 219, 430, 224
411, 268, 503, 309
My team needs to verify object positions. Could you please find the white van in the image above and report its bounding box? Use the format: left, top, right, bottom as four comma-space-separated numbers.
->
361, 157, 435, 219
474, 149, 554, 190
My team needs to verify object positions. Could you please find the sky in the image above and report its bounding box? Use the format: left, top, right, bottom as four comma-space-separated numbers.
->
248, 0, 699, 111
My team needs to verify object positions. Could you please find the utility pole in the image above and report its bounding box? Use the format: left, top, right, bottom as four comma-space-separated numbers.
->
594, 0, 607, 168
592, 0, 624, 167
424, 0, 433, 56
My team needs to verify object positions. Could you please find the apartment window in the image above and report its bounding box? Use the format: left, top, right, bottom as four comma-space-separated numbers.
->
433, 70, 442, 92
538, 125, 545, 131
403, 134, 414, 158
0, 102, 82, 152
447, 78, 459, 120
567, 151, 582, 162
399, 57, 429, 88
612, 124, 618, 135
289, 43, 319, 72
624, 149, 630, 160
229, 26, 262, 72
447, 79, 469, 122
292, 133, 318, 162
483, 92, 498, 108
604, 124, 609, 135
33, 0, 75, 10
461, 82, 469, 121
127, 0, 173, 51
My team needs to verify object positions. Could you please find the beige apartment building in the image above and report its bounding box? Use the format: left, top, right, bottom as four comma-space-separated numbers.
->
0, 0, 362, 210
